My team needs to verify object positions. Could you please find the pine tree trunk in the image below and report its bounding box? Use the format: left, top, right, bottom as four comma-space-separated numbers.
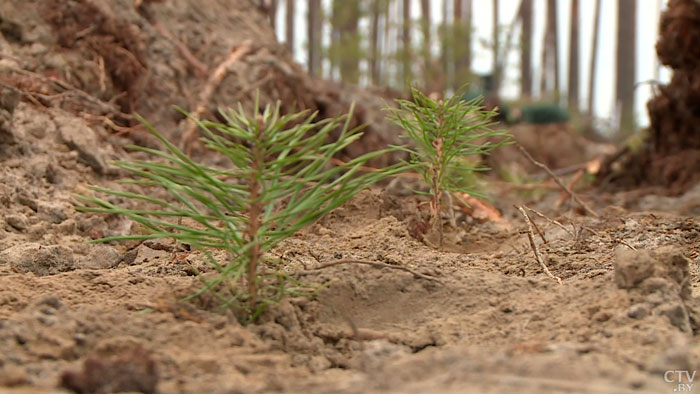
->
370, 0, 381, 85
520, 0, 532, 98
330, 1, 339, 80
268, 0, 278, 31
420, 0, 433, 90
541, 0, 559, 100
441, 0, 449, 93
383, 0, 394, 86
307, 0, 323, 77
285, 0, 295, 53
587, 0, 601, 115
402, 0, 412, 86
492, 0, 499, 94
453, 0, 472, 90
340, 1, 360, 84
616, 0, 637, 136
465, 0, 472, 77
567, 0, 579, 112
548, 0, 559, 100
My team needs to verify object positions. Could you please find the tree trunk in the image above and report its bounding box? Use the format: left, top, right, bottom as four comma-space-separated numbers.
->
616, 0, 637, 136
548, 0, 559, 100
420, 0, 433, 90
329, 1, 339, 80
492, 0, 499, 94
402, 0, 412, 86
587, 0, 601, 115
541, 0, 559, 100
495, 0, 524, 97
370, 0, 381, 85
520, 0, 532, 98
341, 1, 360, 84
383, 0, 394, 87
441, 0, 449, 93
567, 0, 579, 113
307, 0, 322, 78
453, 0, 472, 90
285, 0, 295, 53
465, 0, 472, 78
268, 0, 278, 31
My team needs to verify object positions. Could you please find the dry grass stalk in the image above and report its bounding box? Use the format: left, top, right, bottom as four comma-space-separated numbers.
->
523, 206, 574, 236
517, 145, 599, 217
298, 259, 442, 283
515, 205, 562, 285
555, 168, 585, 209
180, 42, 253, 151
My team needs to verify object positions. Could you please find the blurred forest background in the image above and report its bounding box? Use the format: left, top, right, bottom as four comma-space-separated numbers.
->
262, 0, 667, 138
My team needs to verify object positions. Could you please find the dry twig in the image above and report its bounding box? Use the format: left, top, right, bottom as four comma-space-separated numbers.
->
515, 205, 562, 285
297, 259, 442, 283
525, 210, 547, 244
555, 168, 584, 209
180, 42, 253, 151
517, 145, 599, 217
523, 206, 574, 236
152, 23, 208, 77
4, 65, 133, 120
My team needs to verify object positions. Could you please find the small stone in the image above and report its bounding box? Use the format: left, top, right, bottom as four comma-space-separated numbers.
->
614, 248, 656, 289
5, 213, 28, 231
121, 248, 139, 265
81, 245, 121, 270
56, 114, 107, 174
308, 355, 332, 372
0, 109, 15, 143
626, 303, 649, 319
0, 87, 20, 113
38, 295, 62, 310
0, 365, 30, 387
640, 277, 671, 294
16, 189, 38, 211
57, 219, 76, 235
59, 345, 158, 394
0, 243, 76, 276
38, 200, 73, 224
658, 303, 692, 332
593, 310, 612, 322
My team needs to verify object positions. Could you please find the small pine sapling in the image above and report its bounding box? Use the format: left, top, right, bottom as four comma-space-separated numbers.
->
386, 85, 511, 247
76, 96, 405, 322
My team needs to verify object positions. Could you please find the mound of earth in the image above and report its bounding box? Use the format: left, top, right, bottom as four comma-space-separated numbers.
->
0, 0, 404, 165
599, 0, 700, 195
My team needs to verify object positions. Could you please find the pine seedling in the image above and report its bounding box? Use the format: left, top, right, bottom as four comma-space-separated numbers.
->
76, 97, 405, 322
386, 85, 511, 247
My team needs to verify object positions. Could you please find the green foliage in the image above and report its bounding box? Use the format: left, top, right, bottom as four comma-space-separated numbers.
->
386, 85, 511, 246
518, 103, 570, 124
76, 98, 405, 322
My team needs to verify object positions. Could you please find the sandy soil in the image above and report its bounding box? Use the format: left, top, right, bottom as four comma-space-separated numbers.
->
0, 100, 699, 394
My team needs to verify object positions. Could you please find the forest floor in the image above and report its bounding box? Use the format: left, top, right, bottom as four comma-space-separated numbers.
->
0, 98, 699, 394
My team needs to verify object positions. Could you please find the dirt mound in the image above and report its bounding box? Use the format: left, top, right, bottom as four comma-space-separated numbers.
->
0, 0, 404, 164
600, 0, 700, 195
490, 122, 614, 174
